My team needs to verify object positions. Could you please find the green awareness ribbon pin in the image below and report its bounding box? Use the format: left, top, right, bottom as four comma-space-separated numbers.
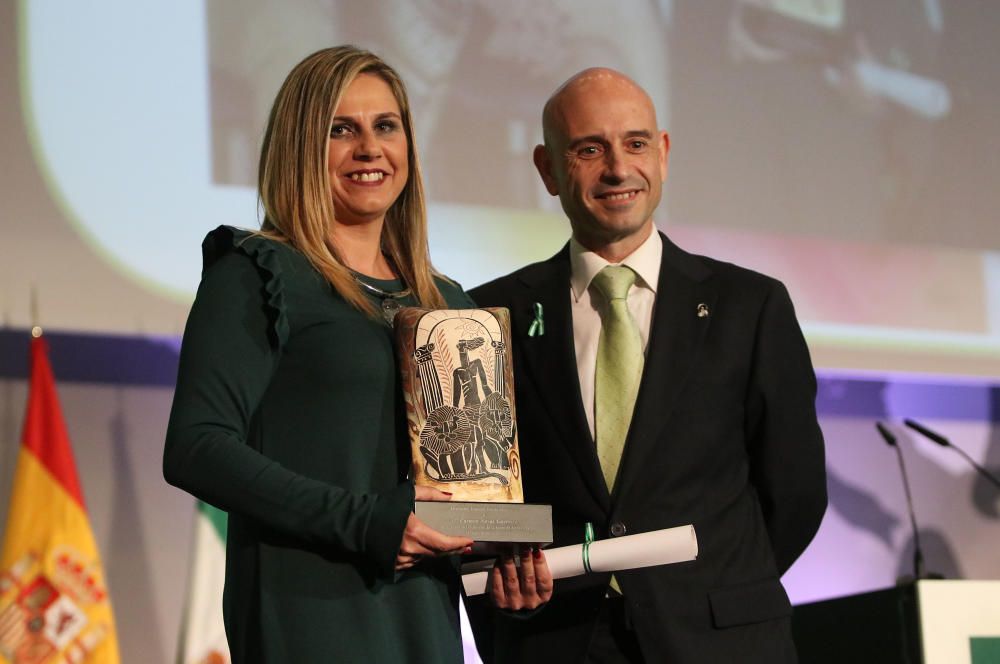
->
527, 302, 545, 337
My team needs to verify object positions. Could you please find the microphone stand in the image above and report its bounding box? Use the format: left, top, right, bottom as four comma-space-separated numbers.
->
903, 419, 1000, 491
875, 422, 939, 582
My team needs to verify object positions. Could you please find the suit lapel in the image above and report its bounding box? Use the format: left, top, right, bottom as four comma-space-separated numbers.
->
513, 248, 611, 512
614, 233, 718, 500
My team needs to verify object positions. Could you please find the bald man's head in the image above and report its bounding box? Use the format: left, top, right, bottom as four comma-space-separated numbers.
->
541, 68, 658, 149
533, 67, 669, 261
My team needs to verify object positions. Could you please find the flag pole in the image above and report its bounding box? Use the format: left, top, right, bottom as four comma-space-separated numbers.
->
30, 284, 42, 338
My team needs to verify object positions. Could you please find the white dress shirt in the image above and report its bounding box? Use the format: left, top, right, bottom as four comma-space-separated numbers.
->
570, 227, 663, 441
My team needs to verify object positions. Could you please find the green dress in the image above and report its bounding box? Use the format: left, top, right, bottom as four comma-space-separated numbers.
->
164, 226, 473, 663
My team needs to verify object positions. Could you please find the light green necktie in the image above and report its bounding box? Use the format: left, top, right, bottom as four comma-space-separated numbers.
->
592, 265, 644, 492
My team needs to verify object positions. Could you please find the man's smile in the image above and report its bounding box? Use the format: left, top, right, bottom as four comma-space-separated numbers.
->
594, 189, 640, 203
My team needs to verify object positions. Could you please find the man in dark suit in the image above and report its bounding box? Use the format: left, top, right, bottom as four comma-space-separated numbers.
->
469, 68, 827, 663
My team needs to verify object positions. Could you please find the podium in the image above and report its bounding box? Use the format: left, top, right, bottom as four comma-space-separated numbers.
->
792, 580, 1000, 664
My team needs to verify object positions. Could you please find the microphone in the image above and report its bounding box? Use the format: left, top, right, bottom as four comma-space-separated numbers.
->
903, 419, 1000, 490
875, 422, 927, 580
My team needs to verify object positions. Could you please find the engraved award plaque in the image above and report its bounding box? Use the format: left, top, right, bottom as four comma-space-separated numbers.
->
395, 307, 552, 549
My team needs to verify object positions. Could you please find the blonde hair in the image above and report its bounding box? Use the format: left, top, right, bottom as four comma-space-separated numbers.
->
257, 45, 446, 313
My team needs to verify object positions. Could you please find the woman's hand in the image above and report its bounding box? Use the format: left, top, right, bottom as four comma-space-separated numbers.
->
395, 486, 474, 571
489, 546, 553, 611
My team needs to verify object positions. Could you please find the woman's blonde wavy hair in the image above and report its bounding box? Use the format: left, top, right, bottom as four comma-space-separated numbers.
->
257, 45, 446, 314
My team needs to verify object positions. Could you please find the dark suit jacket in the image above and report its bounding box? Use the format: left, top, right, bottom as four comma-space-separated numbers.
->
467, 233, 827, 664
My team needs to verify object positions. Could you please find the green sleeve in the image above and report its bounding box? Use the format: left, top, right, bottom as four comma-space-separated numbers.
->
163, 250, 411, 579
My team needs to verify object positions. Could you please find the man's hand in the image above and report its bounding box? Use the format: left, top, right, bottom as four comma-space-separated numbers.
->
489, 546, 553, 610
395, 486, 473, 571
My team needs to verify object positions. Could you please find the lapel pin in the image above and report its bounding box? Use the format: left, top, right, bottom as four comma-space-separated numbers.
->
527, 302, 545, 337
696, 303, 710, 318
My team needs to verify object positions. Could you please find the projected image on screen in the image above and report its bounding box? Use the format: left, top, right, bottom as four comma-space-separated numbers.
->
205, 0, 671, 211
662, 0, 1000, 373
15, 0, 1000, 376
671, 0, 997, 249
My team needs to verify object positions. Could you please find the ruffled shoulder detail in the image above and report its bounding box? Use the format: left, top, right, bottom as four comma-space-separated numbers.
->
202, 225, 290, 349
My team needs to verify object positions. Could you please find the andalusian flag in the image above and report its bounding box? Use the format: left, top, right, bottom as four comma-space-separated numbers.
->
176, 502, 229, 664
0, 334, 120, 663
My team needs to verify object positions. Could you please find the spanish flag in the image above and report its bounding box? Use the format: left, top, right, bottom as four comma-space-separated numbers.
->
0, 335, 120, 663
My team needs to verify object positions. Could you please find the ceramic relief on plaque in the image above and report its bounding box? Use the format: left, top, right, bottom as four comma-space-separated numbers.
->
395, 308, 523, 503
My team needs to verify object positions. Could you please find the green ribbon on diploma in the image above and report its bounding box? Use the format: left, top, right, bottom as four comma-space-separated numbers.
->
582, 522, 595, 574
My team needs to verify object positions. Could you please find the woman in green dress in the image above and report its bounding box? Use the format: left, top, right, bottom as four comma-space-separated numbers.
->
163, 46, 498, 663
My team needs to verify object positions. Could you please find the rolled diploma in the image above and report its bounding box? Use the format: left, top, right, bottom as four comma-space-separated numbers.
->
462, 524, 698, 596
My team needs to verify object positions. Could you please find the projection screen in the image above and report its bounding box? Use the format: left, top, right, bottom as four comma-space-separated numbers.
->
4, 0, 999, 378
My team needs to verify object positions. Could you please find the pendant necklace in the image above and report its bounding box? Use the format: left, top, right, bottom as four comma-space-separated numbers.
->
353, 275, 412, 325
